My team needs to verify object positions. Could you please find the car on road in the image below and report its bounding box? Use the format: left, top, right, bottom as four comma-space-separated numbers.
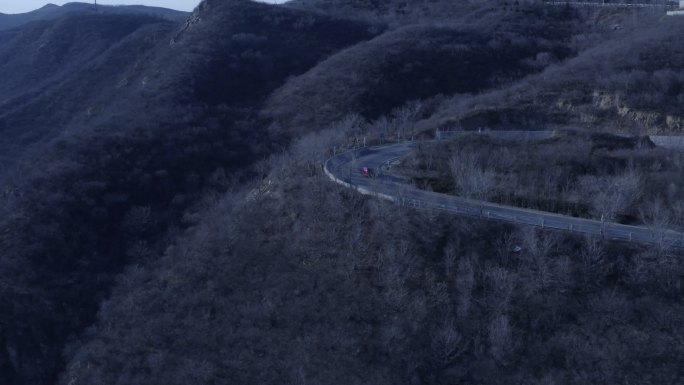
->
360, 166, 377, 177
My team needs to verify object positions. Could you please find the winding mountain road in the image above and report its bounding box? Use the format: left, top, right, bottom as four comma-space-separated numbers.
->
324, 141, 684, 249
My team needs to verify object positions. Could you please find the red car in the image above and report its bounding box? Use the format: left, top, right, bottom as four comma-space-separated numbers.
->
360, 167, 377, 177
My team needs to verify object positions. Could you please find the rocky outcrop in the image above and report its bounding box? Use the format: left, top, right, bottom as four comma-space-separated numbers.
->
592, 90, 684, 133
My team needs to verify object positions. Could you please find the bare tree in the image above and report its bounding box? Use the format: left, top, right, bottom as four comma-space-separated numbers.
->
579, 167, 642, 221
455, 254, 476, 321
494, 231, 517, 267
518, 227, 559, 291
640, 196, 671, 231
486, 265, 517, 316
431, 315, 466, 365
538, 167, 563, 209
489, 314, 514, 364
370, 115, 393, 143
520, 227, 557, 261
580, 235, 607, 286
448, 152, 497, 200
443, 242, 458, 278
380, 240, 419, 312
331, 113, 366, 140
292, 129, 343, 177
671, 200, 684, 231
123, 205, 153, 234
392, 101, 423, 140
552, 255, 573, 293
639, 197, 673, 251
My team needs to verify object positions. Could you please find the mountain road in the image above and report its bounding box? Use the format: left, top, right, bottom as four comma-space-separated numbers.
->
324, 141, 684, 249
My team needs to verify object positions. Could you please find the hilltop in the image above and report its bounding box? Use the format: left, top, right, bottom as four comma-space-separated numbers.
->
0, 2, 189, 31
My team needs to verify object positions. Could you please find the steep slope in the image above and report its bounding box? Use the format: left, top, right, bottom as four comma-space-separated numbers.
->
0, 13, 173, 177
0, 12, 162, 101
0, 1, 376, 385
0, 2, 188, 31
263, 5, 582, 134
426, 15, 684, 132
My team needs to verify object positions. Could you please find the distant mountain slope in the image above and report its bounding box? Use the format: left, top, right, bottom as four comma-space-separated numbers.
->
0, 2, 189, 31
0, 13, 174, 180
0, 12, 166, 105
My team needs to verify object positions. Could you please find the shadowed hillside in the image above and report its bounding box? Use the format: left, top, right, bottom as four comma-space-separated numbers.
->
0, 1, 375, 384
263, 5, 581, 134
0, 13, 173, 176
0, 0, 376, 179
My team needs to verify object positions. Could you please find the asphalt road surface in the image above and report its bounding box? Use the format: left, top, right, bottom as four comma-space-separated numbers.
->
325, 141, 684, 249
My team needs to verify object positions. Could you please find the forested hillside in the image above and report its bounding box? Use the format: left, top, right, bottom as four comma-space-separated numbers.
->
425, 13, 684, 132
0, 13, 174, 176
0, 1, 374, 383
0, 1, 682, 385
264, 4, 579, 133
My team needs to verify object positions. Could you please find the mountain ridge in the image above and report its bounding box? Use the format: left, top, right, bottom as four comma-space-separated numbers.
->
0, 2, 189, 31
